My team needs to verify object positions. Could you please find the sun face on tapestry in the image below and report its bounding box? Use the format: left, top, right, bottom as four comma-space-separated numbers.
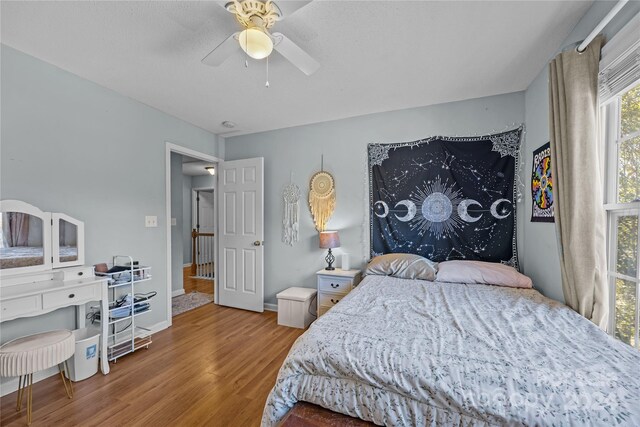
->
369, 128, 522, 267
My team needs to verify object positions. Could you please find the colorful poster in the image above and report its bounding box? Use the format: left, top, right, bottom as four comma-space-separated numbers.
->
531, 142, 554, 222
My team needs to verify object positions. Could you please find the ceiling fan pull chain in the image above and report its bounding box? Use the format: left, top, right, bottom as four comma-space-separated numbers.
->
245, 29, 249, 68
265, 55, 270, 88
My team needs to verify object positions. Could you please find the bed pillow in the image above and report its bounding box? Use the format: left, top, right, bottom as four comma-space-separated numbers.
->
365, 253, 437, 281
435, 260, 532, 288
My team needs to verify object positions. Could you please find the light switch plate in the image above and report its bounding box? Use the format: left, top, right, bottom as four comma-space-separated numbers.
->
145, 216, 158, 227
171, 218, 177, 226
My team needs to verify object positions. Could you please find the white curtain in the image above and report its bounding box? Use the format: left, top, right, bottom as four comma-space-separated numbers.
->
548, 36, 608, 330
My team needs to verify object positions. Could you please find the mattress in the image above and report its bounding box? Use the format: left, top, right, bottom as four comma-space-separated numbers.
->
0, 246, 78, 269
262, 275, 640, 426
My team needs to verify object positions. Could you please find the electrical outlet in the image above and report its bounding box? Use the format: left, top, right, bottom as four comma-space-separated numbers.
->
171, 218, 177, 226
145, 216, 158, 227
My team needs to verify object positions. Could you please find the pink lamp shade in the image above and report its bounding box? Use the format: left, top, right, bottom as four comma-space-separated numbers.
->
319, 231, 340, 249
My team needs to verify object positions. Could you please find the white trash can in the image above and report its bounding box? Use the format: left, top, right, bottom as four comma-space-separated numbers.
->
67, 328, 100, 382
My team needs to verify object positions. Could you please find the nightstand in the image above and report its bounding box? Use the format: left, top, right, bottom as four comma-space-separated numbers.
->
316, 269, 361, 317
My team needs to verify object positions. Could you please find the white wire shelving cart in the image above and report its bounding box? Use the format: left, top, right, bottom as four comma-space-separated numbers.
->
94, 255, 153, 362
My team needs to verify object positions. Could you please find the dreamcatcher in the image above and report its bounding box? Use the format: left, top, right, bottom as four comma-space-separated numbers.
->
309, 170, 336, 232
282, 176, 300, 246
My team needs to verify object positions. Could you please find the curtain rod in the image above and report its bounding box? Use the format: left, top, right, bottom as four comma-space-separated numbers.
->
577, 0, 629, 52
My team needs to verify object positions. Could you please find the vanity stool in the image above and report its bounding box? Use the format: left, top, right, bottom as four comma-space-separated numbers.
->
0, 330, 75, 425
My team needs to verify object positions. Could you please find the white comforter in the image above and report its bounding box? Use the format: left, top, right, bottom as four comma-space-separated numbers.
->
262, 275, 640, 426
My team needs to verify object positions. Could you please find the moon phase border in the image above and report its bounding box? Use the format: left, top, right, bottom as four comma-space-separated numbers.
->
368, 127, 523, 269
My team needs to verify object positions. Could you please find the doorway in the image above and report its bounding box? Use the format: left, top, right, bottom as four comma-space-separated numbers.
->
165, 143, 221, 323
189, 187, 215, 284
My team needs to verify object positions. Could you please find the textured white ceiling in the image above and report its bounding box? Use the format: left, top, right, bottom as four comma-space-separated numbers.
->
0, 1, 592, 136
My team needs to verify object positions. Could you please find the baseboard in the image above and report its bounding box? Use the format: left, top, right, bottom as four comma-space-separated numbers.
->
172, 289, 185, 297
264, 303, 278, 312
148, 320, 171, 334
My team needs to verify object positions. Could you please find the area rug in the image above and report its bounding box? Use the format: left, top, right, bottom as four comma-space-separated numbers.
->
172, 291, 213, 316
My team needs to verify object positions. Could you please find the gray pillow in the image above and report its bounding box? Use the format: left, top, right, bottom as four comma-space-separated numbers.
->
365, 253, 438, 281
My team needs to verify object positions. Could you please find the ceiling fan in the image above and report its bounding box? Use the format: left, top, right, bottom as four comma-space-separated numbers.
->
202, 0, 320, 76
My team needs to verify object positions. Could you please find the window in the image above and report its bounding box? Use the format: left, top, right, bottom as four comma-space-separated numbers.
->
600, 12, 640, 349
602, 81, 640, 349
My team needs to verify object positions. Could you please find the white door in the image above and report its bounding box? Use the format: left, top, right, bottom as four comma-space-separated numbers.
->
198, 191, 215, 234
217, 158, 264, 312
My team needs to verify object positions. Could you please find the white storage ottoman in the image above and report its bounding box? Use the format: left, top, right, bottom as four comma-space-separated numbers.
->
276, 287, 317, 329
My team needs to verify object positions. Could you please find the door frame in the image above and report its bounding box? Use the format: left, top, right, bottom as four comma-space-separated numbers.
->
165, 142, 221, 327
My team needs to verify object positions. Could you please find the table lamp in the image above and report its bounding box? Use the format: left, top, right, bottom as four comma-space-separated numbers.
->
319, 231, 340, 271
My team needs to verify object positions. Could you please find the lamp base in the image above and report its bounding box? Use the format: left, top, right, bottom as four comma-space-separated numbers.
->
325, 248, 336, 270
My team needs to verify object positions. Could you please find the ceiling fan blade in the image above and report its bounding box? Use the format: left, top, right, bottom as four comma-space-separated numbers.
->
202, 32, 241, 67
273, 1, 313, 20
272, 32, 320, 76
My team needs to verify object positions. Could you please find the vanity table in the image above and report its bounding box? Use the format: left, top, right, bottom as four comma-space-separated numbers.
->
0, 268, 110, 374
0, 200, 110, 375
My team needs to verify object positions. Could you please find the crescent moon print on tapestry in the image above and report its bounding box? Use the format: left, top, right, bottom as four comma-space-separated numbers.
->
373, 201, 389, 218
394, 200, 416, 222
308, 171, 336, 232
490, 199, 512, 219
457, 199, 483, 222
368, 126, 522, 268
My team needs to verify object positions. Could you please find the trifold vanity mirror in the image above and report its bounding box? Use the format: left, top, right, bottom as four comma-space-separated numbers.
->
0, 200, 85, 276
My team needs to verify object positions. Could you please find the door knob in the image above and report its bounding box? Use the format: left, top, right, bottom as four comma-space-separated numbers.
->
253, 241, 261, 246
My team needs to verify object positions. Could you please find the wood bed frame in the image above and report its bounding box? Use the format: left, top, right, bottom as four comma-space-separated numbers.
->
278, 402, 375, 427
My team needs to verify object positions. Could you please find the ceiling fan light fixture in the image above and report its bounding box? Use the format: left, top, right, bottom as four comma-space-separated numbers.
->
239, 27, 273, 60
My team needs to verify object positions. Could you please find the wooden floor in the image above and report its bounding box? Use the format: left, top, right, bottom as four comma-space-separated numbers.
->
0, 304, 304, 426
183, 265, 214, 295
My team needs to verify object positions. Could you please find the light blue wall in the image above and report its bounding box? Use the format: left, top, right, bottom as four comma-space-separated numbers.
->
226, 92, 526, 305
521, 1, 640, 302
0, 45, 221, 346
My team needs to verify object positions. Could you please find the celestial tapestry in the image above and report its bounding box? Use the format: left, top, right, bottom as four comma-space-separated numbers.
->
531, 142, 554, 223
368, 127, 522, 268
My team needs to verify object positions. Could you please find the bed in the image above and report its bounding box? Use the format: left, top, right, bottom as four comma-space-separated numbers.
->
262, 274, 640, 426
0, 246, 78, 269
